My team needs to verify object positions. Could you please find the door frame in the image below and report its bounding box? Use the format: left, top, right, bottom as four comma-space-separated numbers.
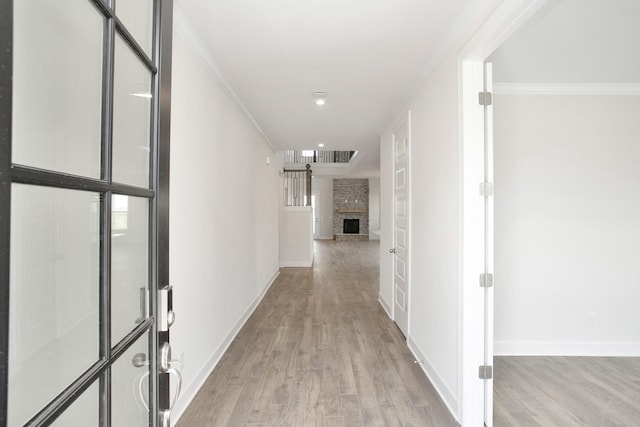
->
0, 0, 173, 424
391, 111, 411, 337
457, 0, 549, 424
0, 2, 12, 422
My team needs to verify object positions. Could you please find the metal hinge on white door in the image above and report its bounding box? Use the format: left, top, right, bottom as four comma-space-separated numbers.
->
479, 365, 493, 379
478, 91, 493, 106
479, 273, 493, 288
479, 182, 494, 197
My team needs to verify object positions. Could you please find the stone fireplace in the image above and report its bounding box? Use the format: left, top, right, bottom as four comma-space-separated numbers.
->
333, 179, 369, 240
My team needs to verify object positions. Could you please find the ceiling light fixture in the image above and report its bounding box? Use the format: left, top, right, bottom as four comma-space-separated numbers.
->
318, 143, 325, 148
313, 91, 327, 106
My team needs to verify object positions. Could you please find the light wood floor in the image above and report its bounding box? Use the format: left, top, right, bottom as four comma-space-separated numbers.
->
494, 356, 640, 426
176, 240, 458, 427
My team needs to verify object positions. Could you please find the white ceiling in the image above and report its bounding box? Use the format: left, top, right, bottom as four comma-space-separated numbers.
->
489, 0, 640, 84
175, 0, 474, 176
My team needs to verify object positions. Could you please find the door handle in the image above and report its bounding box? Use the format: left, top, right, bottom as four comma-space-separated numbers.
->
134, 343, 183, 424
389, 248, 396, 254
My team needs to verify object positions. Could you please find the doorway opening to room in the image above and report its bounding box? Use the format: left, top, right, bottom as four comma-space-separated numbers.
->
461, 0, 640, 425
489, 0, 640, 424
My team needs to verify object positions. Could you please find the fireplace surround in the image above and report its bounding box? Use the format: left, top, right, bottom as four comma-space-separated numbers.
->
333, 179, 369, 240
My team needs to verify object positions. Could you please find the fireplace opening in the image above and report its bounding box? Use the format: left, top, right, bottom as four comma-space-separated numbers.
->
343, 219, 359, 234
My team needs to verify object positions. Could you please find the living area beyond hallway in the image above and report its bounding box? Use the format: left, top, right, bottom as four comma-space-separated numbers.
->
176, 240, 457, 426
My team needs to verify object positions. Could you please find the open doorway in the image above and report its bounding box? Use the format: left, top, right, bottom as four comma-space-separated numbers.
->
488, 0, 640, 424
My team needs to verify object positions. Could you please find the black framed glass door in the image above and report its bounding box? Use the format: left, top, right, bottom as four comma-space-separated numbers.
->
0, 0, 173, 425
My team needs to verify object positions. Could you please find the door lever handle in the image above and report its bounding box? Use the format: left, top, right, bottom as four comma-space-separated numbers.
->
389, 248, 396, 254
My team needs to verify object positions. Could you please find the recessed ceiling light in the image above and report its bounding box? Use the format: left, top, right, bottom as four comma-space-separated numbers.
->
313, 91, 327, 106
318, 143, 325, 148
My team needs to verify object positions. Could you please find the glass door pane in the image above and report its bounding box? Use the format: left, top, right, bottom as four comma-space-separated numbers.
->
8, 185, 100, 426
12, 0, 103, 178
112, 35, 152, 188
116, 0, 155, 57
111, 333, 150, 425
111, 195, 150, 344
50, 382, 99, 427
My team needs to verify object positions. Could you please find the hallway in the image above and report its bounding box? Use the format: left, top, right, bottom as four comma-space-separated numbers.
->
177, 241, 458, 426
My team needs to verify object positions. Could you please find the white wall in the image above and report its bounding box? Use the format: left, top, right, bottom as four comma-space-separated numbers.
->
169, 30, 280, 422
494, 93, 640, 355
380, 56, 462, 413
408, 54, 462, 410
312, 177, 334, 239
369, 177, 380, 239
379, 1, 504, 420
279, 207, 314, 267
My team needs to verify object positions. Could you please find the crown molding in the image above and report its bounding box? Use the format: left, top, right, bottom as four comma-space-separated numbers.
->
173, 4, 276, 151
493, 82, 640, 95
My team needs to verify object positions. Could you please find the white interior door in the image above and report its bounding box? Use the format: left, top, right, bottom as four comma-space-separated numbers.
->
483, 62, 495, 427
392, 120, 410, 337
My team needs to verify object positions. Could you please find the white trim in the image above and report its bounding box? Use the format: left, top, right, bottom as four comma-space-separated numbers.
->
408, 336, 459, 422
171, 269, 280, 425
378, 295, 392, 318
458, 59, 486, 427
494, 341, 640, 357
493, 83, 640, 95
279, 260, 313, 268
173, 4, 275, 151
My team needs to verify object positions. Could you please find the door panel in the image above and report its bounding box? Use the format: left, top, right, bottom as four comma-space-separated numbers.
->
1, 0, 174, 425
393, 121, 410, 336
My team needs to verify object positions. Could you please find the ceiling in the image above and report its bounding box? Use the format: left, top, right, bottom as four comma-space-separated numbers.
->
175, 0, 475, 176
489, 0, 640, 84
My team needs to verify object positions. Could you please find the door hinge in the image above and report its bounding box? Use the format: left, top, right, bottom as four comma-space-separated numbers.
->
478, 91, 493, 106
479, 365, 493, 379
479, 182, 494, 197
480, 273, 493, 288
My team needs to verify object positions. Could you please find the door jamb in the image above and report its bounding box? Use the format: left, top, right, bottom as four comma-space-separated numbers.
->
457, 0, 549, 424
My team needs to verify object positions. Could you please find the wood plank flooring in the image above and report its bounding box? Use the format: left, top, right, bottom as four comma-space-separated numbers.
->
494, 356, 640, 426
176, 240, 458, 427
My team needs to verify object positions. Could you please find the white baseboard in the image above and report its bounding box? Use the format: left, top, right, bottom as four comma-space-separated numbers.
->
378, 294, 392, 318
172, 269, 280, 425
494, 340, 640, 357
314, 235, 334, 240
280, 260, 313, 267
407, 336, 459, 422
